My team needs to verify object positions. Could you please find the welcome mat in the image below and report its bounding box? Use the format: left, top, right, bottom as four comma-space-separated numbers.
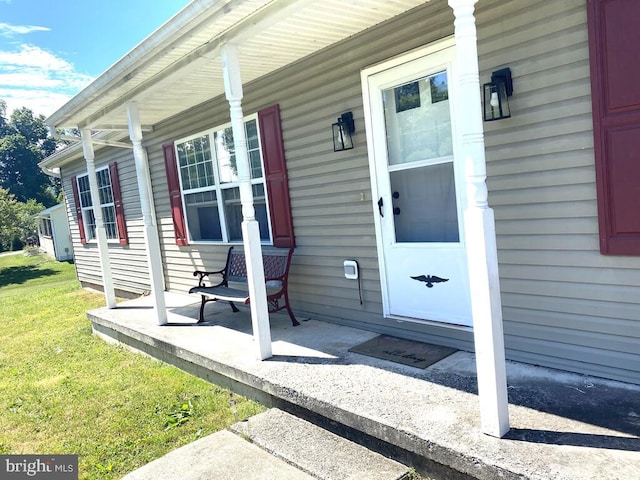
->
349, 335, 457, 369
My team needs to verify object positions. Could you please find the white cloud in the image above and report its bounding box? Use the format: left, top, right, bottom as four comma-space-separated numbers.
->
0, 45, 70, 71
0, 23, 50, 36
0, 44, 94, 117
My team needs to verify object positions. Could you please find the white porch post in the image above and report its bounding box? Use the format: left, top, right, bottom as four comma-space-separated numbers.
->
221, 43, 272, 360
448, 0, 510, 437
80, 129, 117, 308
127, 102, 168, 325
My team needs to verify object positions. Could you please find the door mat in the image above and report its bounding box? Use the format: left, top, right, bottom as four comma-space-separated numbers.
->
349, 335, 457, 369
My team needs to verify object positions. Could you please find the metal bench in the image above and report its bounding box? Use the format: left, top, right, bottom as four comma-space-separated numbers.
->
189, 246, 299, 326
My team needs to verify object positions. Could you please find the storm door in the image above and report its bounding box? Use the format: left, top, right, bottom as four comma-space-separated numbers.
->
363, 42, 472, 326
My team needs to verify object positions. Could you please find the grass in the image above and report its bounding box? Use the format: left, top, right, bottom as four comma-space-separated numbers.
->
0, 253, 266, 479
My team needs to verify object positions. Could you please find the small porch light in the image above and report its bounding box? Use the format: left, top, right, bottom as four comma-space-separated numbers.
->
332, 111, 355, 151
483, 68, 513, 121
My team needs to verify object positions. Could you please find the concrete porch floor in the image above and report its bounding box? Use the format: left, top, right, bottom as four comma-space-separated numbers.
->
88, 292, 640, 480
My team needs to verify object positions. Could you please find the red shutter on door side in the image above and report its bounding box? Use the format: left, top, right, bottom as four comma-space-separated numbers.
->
71, 176, 87, 245
588, 0, 640, 254
163, 142, 189, 246
109, 162, 129, 246
258, 104, 295, 248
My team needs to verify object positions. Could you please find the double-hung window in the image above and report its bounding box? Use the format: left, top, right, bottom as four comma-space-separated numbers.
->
174, 116, 271, 243
72, 162, 128, 245
164, 104, 295, 248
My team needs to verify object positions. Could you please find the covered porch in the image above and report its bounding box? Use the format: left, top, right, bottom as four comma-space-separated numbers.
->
43, 0, 512, 438
89, 292, 640, 480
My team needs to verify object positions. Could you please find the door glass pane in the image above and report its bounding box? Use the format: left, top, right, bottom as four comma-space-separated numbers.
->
390, 163, 459, 243
383, 71, 452, 166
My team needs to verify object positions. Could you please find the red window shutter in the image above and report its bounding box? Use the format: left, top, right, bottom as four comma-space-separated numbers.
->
163, 142, 189, 246
71, 176, 87, 245
109, 162, 129, 246
588, 0, 640, 254
258, 104, 295, 248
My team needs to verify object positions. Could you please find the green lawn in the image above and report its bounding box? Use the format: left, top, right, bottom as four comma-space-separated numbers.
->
0, 253, 265, 479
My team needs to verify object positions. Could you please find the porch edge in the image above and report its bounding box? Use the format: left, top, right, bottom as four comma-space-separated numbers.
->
87, 311, 525, 480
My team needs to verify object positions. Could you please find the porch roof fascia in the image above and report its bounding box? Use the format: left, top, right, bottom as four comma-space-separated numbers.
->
45, 0, 229, 130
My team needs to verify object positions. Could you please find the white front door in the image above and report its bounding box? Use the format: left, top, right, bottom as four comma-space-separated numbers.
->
362, 40, 472, 327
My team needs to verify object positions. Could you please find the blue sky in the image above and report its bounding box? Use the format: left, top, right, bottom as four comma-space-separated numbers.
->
0, 0, 190, 118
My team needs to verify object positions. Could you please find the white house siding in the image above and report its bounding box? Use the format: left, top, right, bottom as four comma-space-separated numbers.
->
61, 147, 152, 295
39, 234, 56, 259
49, 204, 73, 261
59, 0, 639, 384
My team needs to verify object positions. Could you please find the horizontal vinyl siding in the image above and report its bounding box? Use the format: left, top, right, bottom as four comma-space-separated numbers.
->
140, 0, 472, 351
68, 0, 639, 383
60, 148, 151, 295
477, 0, 640, 384
267, 1, 457, 337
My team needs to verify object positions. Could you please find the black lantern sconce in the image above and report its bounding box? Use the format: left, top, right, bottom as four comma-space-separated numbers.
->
332, 111, 355, 152
483, 68, 513, 121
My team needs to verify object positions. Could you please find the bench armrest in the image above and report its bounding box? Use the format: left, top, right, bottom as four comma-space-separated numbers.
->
193, 269, 225, 287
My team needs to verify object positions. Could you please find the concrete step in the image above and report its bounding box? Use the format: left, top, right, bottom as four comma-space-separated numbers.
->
231, 408, 410, 480
122, 408, 410, 480
121, 429, 316, 480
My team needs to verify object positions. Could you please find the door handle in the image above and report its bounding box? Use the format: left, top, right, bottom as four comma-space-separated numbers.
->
377, 197, 384, 217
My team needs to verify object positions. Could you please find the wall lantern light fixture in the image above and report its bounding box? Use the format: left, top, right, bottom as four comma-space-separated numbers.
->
332, 111, 355, 151
483, 68, 513, 121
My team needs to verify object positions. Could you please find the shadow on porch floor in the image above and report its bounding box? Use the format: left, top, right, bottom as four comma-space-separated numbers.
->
88, 292, 640, 480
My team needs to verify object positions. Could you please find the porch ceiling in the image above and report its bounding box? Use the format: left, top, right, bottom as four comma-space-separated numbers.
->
47, 0, 430, 133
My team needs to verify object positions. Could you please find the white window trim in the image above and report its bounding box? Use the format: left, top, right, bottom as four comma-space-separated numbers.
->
174, 114, 273, 245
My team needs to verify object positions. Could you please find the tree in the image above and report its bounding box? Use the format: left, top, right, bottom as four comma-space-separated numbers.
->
0, 187, 43, 251
0, 101, 10, 136
0, 187, 20, 249
0, 103, 59, 206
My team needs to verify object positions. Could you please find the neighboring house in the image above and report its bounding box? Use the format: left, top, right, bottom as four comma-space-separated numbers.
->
39, 0, 640, 386
37, 204, 73, 261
